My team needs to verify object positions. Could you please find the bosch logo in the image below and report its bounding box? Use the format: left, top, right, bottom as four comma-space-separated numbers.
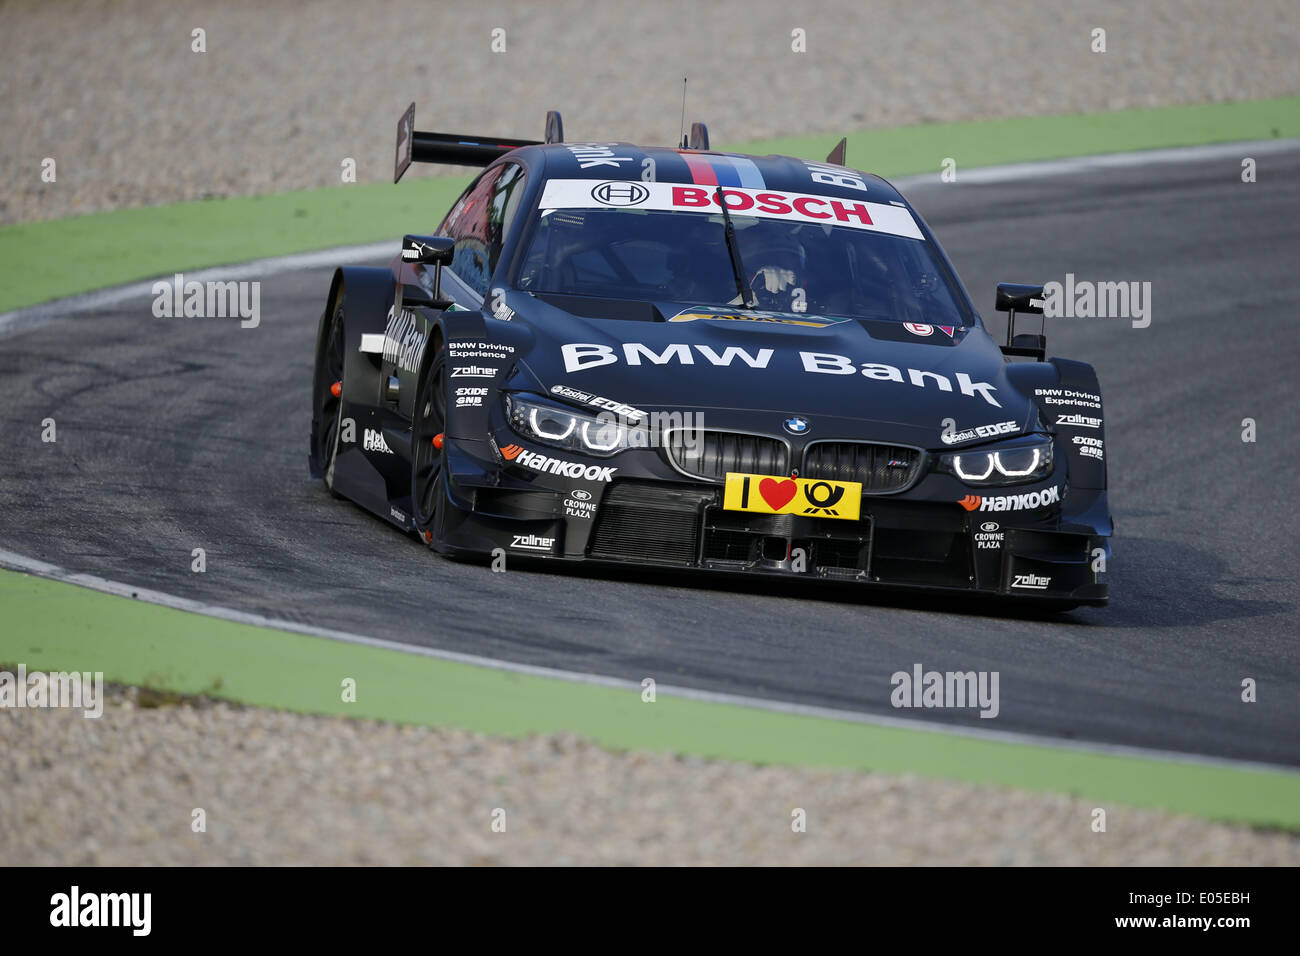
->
592, 181, 649, 207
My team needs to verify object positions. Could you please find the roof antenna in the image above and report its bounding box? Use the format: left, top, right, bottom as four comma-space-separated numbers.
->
679, 77, 688, 148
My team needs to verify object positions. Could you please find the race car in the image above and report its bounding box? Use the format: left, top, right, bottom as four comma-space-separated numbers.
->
309, 104, 1111, 608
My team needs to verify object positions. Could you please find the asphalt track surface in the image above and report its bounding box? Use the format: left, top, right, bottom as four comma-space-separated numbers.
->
2, 147, 1298, 767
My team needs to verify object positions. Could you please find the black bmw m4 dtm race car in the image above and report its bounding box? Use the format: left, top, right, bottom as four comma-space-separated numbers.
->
309, 106, 1112, 609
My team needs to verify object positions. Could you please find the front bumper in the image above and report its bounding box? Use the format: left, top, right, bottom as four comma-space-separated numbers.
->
437, 448, 1109, 605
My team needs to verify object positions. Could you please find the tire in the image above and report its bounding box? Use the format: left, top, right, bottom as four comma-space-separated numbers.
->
411, 336, 447, 547
311, 298, 347, 498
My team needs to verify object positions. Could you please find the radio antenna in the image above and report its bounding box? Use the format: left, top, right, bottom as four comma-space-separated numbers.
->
679, 77, 688, 148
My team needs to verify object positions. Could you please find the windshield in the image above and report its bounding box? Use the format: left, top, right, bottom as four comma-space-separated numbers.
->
515, 181, 974, 326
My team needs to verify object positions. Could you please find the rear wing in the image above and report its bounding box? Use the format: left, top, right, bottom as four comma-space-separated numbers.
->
394, 103, 564, 182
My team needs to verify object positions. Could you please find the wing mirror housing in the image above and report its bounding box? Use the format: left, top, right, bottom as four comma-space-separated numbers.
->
994, 282, 1047, 360
400, 235, 455, 307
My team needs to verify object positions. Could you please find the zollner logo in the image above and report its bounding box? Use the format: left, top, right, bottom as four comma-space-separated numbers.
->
1012, 573, 1051, 590
511, 534, 555, 552
1057, 413, 1102, 429
592, 181, 649, 206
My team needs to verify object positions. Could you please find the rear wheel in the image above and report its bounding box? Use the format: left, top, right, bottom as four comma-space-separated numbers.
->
312, 299, 347, 497
411, 339, 447, 547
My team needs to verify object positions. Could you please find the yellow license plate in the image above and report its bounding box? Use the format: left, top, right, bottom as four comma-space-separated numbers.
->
722, 473, 862, 521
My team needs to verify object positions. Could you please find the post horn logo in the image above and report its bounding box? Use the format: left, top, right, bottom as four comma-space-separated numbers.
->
801, 480, 846, 516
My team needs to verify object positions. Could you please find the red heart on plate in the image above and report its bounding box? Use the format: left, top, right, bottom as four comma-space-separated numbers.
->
759, 478, 798, 510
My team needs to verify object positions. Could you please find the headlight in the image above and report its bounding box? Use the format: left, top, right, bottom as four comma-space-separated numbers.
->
938, 435, 1054, 486
505, 393, 645, 457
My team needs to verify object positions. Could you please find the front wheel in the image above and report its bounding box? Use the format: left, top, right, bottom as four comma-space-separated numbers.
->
411, 339, 447, 547
311, 300, 347, 498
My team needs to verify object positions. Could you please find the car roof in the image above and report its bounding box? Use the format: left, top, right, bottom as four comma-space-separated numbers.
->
506, 142, 910, 206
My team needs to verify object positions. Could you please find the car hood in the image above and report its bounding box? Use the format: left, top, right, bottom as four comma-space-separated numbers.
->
507, 295, 1039, 446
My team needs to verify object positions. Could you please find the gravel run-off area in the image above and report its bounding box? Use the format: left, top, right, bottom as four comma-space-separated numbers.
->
2, 0, 1298, 223
3, 687, 1299, 866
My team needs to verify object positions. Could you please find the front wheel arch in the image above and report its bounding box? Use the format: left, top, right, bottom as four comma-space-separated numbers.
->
310, 267, 395, 479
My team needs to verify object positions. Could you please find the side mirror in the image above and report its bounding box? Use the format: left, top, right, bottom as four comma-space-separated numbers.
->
994, 282, 1047, 360
401, 234, 454, 265
401, 235, 455, 304
995, 283, 1044, 315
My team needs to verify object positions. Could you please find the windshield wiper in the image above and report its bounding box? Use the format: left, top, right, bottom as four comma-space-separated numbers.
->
715, 186, 755, 309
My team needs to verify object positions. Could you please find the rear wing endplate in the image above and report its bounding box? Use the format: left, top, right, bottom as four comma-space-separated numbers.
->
394, 103, 564, 182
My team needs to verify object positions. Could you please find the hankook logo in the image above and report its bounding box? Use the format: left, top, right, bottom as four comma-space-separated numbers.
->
592, 181, 649, 207
959, 486, 1061, 512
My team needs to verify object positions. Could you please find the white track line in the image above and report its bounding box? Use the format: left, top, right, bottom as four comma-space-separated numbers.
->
0, 240, 396, 337
4, 137, 1300, 778
890, 136, 1300, 188
2, 547, 1296, 778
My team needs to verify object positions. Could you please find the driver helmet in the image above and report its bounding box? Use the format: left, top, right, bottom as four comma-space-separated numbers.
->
742, 228, 808, 310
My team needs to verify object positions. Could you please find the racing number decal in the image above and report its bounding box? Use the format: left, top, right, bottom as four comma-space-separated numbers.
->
723, 473, 862, 521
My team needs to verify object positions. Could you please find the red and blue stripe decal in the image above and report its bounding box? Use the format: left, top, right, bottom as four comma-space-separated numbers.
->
681, 153, 766, 189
